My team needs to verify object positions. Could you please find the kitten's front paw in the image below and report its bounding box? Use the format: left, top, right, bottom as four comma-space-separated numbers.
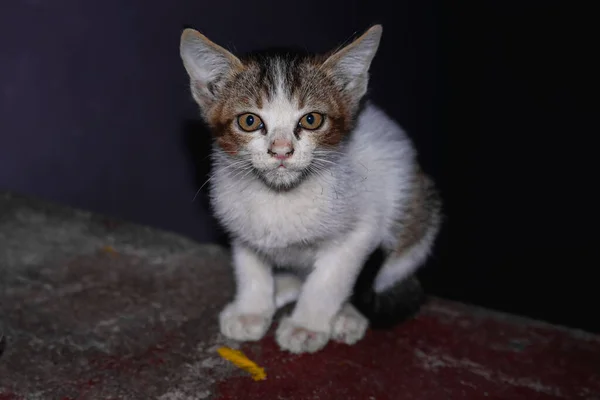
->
219, 302, 273, 342
331, 303, 369, 345
275, 316, 330, 354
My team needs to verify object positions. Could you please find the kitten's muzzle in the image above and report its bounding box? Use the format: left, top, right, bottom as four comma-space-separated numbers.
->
267, 138, 294, 160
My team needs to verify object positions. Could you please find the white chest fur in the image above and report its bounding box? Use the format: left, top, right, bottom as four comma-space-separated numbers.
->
211, 171, 359, 253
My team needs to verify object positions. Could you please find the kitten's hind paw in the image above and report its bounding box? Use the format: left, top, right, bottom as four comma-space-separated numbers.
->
219, 302, 273, 342
275, 316, 330, 354
331, 303, 369, 345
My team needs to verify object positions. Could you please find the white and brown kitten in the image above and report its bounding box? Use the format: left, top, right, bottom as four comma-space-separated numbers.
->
180, 25, 442, 354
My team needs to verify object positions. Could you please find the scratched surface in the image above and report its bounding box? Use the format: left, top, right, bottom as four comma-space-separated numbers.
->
218, 300, 600, 400
1, 191, 599, 400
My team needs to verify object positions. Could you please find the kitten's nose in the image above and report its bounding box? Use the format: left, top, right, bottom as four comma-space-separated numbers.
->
268, 138, 294, 160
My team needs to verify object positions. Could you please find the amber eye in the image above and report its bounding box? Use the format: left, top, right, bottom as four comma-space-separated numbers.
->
237, 113, 264, 132
298, 112, 324, 130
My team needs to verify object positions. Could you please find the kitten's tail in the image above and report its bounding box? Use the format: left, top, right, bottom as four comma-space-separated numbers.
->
350, 247, 426, 329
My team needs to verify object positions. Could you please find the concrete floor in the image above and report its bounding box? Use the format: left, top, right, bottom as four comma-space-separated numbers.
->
1, 191, 599, 399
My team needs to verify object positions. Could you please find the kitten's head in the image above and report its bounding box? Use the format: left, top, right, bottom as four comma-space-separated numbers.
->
180, 25, 382, 189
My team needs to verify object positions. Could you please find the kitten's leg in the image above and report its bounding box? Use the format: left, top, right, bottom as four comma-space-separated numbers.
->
331, 303, 369, 345
276, 227, 374, 353
219, 242, 275, 341
274, 273, 368, 345
274, 273, 302, 309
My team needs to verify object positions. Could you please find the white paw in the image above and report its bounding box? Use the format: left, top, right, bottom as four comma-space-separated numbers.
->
331, 303, 369, 345
219, 302, 273, 342
275, 316, 330, 354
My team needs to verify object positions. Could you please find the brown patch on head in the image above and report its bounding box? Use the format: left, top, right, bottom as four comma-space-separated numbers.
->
201, 62, 265, 154
201, 53, 356, 153
207, 105, 251, 156
211, 122, 251, 155
294, 58, 355, 147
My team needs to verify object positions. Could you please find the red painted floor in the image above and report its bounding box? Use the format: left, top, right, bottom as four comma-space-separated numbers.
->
215, 299, 600, 400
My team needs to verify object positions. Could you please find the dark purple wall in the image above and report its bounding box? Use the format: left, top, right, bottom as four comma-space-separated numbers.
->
1, 1, 210, 240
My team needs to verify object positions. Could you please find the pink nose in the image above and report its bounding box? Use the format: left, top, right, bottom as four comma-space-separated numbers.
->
268, 138, 294, 160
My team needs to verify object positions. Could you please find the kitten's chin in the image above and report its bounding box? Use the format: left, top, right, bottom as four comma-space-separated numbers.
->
259, 168, 304, 190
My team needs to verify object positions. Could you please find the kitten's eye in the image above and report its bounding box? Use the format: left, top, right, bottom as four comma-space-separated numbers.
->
298, 112, 324, 130
237, 113, 264, 132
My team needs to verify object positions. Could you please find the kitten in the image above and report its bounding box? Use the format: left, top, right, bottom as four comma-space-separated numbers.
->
180, 25, 442, 354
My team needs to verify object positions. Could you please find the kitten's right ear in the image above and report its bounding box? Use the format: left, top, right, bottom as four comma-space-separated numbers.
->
180, 29, 242, 109
322, 25, 382, 106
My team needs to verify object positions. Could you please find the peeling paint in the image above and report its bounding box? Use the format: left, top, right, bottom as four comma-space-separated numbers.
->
414, 349, 565, 397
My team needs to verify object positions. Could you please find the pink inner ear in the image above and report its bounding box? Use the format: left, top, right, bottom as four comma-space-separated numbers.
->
193, 82, 215, 104
193, 81, 205, 92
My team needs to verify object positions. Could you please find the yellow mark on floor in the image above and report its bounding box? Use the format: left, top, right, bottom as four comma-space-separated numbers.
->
217, 346, 266, 381
102, 245, 117, 255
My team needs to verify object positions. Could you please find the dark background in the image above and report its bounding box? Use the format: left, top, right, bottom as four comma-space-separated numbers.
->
1, 1, 596, 332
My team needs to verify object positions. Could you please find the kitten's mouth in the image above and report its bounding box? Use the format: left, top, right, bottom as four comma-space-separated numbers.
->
256, 163, 305, 190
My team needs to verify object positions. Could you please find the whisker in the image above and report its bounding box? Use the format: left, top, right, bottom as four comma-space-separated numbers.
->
191, 177, 213, 202
192, 158, 253, 202
311, 158, 338, 166
229, 165, 255, 181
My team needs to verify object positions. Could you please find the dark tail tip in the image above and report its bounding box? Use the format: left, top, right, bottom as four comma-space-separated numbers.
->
350, 247, 426, 329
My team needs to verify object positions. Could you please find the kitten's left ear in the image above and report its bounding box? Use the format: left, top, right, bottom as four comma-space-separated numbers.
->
180, 29, 242, 111
323, 25, 382, 103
